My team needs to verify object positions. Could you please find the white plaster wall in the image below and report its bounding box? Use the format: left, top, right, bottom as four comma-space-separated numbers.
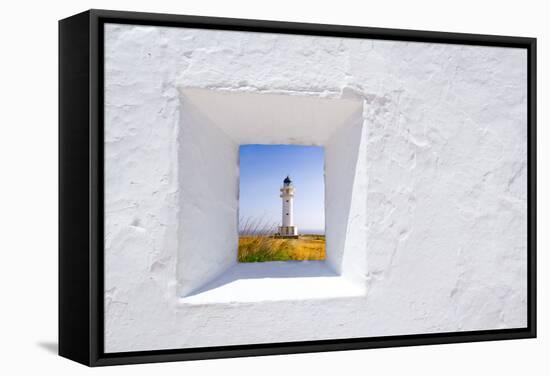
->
177, 95, 239, 296
325, 108, 368, 285
104, 23, 527, 352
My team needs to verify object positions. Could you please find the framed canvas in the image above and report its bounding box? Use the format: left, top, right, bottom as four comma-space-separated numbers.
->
59, 9, 537, 366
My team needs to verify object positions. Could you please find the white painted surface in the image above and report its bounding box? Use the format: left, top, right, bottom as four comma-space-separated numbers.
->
177, 95, 239, 296
325, 108, 368, 285
104, 23, 528, 353
281, 181, 295, 227
180, 88, 363, 144
181, 261, 365, 304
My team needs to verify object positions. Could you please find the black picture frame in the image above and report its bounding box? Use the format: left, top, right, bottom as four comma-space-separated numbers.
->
59, 9, 537, 367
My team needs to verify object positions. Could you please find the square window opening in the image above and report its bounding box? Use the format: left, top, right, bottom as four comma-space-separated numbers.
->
176, 88, 366, 302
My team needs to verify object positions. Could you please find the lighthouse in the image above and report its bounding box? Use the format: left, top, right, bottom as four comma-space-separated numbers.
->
278, 176, 298, 237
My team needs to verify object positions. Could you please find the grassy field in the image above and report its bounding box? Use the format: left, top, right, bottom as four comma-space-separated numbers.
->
238, 234, 325, 262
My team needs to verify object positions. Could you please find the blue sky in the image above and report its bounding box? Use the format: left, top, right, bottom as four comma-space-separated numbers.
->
239, 144, 325, 234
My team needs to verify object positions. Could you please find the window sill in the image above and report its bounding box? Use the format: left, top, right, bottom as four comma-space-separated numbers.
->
180, 261, 365, 305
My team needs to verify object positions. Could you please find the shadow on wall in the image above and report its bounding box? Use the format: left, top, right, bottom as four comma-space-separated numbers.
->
185, 260, 338, 298
177, 96, 239, 297
36, 341, 58, 355
325, 108, 366, 278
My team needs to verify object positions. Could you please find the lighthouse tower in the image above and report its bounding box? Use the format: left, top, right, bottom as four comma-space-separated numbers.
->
278, 176, 298, 237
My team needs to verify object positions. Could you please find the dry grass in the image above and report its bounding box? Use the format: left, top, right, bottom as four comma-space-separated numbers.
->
238, 217, 325, 262
287, 235, 326, 260
238, 236, 325, 262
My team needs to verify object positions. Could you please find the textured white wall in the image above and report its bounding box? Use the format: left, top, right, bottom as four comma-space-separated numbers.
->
177, 94, 239, 296
325, 108, 368, 284
104, 23, 527, 352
